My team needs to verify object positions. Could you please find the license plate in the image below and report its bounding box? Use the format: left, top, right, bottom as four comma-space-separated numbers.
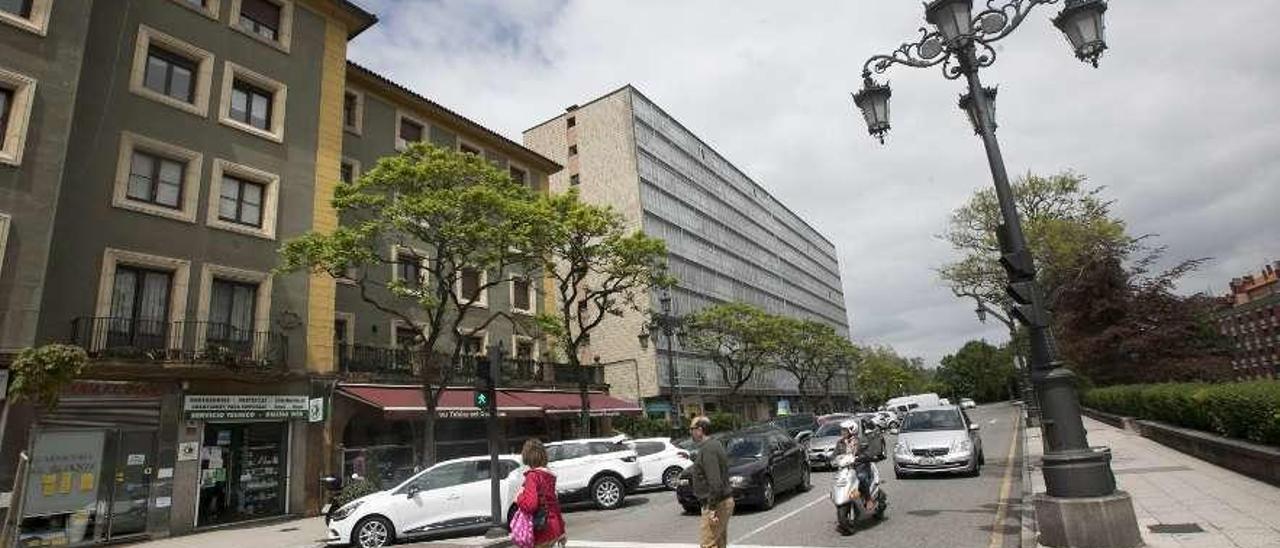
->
920, 457, 940, 465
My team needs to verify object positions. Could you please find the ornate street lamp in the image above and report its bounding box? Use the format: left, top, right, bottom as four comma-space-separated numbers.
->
1054, 0, 1108, 67
958, 86, 998, 135
852, 79, 892, 144
974, 302, 988, 323
640, 290, 684, 428
853, 1, 1136, 546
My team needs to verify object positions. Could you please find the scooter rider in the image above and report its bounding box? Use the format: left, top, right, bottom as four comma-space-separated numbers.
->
835, 419, 876, 512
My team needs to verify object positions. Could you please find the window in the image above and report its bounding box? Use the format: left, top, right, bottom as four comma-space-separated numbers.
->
339, 161, 354, 184
566, 116, 575, 128
477, 459, 520, 481
219, 176, 264, 227
397, 114, 423, 150
547, 443, 588, 462
508, 166, 527, 187
107, 266, 173, 349
231, 0, 293, 51
394, 249, 425, 287
511, 276, 533, 313
459, 267, 486, 306
0, 69, 34, 165
634, 442, 665, 457
144, 46, 197, 103
342, 90, 363, 133
208, 278, 258, 346
230, 79, 272, 131
129, 26, 213, 117
171, 0, 220, 19
459, 142, 480, 156
0, 87, 11, 151
514, 338, 535, 360
568, 144, 578, 156
219, 62, 287, 142
461, 332, 486, 356
589, 442, 626, 455
127, 150, 185, 209
403, 461, 471, 493
333, 317, 349, 346
569, 174, 580, 186
207, 159, 280, 238
394, 325, 420, 349
0, 0, 49, 35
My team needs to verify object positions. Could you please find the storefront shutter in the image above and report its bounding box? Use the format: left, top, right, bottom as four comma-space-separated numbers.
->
38, 396, 162, 428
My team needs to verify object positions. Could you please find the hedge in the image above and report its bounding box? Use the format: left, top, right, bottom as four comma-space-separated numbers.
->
1084, 381, 1280, 446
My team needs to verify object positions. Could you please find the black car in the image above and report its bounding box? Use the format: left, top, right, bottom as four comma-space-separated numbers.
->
765, 413, 819, 440
675, 427, 811, 512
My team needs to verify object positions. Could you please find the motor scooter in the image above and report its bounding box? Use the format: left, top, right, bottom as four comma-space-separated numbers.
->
830, 452, 887, 535
319, 474, 342, 524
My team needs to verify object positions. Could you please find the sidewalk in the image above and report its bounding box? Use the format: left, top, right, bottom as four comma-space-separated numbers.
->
1022, 416, 1280, 547
124, 517, 511, 548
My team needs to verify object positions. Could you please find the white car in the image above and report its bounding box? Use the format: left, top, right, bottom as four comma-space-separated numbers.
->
326, 455, 524, 548
960, 398, 977, 409
627, 437, 693, 490
546, 435, 642, 509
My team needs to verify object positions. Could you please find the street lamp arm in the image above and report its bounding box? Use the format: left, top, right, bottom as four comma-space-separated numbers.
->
972, 0, 1060, 45
861, 27, 950, 79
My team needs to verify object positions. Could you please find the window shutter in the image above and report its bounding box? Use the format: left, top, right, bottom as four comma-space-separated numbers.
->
241, 0, 281, 28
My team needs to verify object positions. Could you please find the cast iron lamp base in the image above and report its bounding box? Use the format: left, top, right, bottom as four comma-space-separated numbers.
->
1034, 491, 1143, 548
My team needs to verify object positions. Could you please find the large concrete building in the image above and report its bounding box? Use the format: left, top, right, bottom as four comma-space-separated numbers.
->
0, 2, 635, 544
1217, 260, 1280, 379
524, 86, 852, 421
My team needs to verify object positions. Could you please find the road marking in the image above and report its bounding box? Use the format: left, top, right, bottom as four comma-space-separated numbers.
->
989, 419, 998, 424
730, 495, 829, 545
988, 410, 1022, 548
567, 542, 843, 548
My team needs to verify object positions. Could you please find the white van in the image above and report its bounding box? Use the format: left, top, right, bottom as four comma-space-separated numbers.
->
884, 393, 942, 416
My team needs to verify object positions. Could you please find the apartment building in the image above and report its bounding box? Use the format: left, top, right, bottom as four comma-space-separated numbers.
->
0, 2, 636, 544
524, 85, 852, 421
1218, 261, 1280, 379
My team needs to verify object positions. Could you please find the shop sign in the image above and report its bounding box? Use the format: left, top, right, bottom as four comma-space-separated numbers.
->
438, 409, 504, 419
308, 397, 325, 423
183, 395, 309, 420
23, 431, 105, 517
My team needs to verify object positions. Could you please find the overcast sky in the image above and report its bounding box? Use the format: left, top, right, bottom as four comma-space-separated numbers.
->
348, 1, 1280, 366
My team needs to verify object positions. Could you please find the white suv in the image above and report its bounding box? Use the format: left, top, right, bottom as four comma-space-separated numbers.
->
545, 436, 642, 509
627, 437, 693, 490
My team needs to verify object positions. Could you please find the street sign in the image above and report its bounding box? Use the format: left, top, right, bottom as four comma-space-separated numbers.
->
474, 390, 489, 410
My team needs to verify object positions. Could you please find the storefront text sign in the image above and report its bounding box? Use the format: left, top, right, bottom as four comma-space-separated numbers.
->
183, 395, 309, 420
24, 431, 104, 517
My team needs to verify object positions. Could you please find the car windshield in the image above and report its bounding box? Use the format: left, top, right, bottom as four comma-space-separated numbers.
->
816, 422, 844, 437
901, 410, 965, 432
725, 436, 766, 458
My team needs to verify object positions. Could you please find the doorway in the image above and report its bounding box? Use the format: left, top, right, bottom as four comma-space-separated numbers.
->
196, 422, 288, 527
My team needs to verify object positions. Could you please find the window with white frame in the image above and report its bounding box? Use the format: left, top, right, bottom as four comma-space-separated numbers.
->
392, 246, 427, 288
230, 0, 293, 52
460, 330, 487, 356
340, 157, 360, 184
513, 336, 537, 360
207, 159, 280, 239
343, 89, 363, 134
396, 112, 424, 150
129, 26, 213, 118
508, 165, 528, 187
197, 263, 272, 351
0, 0, 50, 35
218, 62, 287, 142
457, 267, 487, 307
510, 275, 534, 314
0, 67, 35, 166
171, 0, 220, 19
94, 249, 192, 351
113, 132, 202, 222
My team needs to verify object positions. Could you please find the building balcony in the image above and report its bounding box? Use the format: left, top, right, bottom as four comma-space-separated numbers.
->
336, 344, 605, 389
69, 317, 288, 371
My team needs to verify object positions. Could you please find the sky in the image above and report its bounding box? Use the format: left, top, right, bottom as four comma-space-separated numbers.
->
348, 1, 1280, 366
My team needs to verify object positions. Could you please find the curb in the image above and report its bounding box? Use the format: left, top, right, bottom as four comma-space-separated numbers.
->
1019, 413, 1038, 548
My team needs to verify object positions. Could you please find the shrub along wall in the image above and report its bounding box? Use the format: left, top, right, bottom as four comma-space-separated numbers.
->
1084, 381, 1280, 446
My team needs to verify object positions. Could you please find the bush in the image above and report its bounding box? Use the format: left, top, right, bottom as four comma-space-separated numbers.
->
9, 344, 89, 409
613, 415, 674, 438
337, 477, 380, 507
709, 412, 745, 434
1085, 380, 1280, 446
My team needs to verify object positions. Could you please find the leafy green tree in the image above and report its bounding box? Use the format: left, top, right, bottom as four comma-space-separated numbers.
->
8, 344, 89, 409
772, 317, 860, 412
279, 143, 550, 465
936, 340, 1015, 403
853, 346, 929, 408
682, 302, 779, 400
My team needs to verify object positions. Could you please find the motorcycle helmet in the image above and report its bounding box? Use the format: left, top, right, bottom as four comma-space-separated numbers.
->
840, 418, 861, 437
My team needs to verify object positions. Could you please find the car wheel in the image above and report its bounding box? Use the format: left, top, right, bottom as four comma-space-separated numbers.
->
966, 459, 981, 478
759, 477, 775, 510
591, 475, 625, 510
798, 466, 812, 492
662, 467, 683, 491
354, 516, 394, 548
978, 450, 986, 466
894, 466, 909, 480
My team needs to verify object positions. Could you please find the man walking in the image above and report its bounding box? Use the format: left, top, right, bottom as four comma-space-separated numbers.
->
689, 416, 733, 548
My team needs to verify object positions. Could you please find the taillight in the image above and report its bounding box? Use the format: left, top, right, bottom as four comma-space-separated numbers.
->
621, 455, 636, 463
677, 451, 690, 460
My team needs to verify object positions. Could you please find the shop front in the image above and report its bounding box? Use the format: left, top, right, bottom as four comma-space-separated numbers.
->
181, 394, 308, 529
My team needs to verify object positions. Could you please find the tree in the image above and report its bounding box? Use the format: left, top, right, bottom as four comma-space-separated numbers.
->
1052, 240, 1232, 385
534, 189, 671, 386
936, 340, 1015, 403
852, 346, 929, 408
682, 302, 779, 400
772, 318, 860, 412
8, 344, 89, 409
279, 143, 550, 466
938, 171, 1128, 310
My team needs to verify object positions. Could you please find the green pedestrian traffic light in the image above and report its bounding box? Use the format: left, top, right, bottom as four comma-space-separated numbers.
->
474, 390, 489, 410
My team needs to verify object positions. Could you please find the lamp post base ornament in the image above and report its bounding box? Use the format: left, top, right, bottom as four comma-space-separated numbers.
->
1034, 491, 1142, 548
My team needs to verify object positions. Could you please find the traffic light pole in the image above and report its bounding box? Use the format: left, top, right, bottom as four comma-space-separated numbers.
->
485, 343, 503, 532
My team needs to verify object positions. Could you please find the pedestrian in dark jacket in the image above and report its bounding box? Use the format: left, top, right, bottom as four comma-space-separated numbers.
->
689, 416, 733, 548
516, 439, 565, 548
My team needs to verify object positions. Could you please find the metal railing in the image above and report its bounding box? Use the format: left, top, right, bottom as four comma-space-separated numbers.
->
335, 344, 596, 387
70, 317, 288, 369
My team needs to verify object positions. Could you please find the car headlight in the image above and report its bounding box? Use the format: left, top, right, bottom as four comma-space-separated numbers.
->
729, 475, 747, 488
331, 500, 363, 522
894, 442, 910, 457
951, 438, 973, 454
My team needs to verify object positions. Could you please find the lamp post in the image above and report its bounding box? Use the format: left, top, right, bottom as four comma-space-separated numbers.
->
853, 1, 1139, 546
639, 290, 684, 429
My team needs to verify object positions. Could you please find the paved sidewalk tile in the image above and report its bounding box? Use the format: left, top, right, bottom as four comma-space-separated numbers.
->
123, 517, 511, 548
1026, 416, 1280, 548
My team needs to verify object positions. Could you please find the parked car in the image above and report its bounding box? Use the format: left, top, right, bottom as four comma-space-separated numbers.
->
675, 426, 811, 512
627, 437, 694, 490
805, 420, 847, 470
545, 436, 643, 509
874, 410, 900, 430
960, 398, 977, 409
817, 412, 855, 425
326, 454, 523, 548
765, 413, 819, 443
892, 405, 984, 479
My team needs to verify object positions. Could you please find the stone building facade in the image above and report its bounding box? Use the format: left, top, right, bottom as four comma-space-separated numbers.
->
1217, 261, 1280, 379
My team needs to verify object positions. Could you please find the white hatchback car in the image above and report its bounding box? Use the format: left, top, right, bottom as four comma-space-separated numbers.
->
545, 435, 642, 509
627, 437, 693, 490
327, 455, 523, 548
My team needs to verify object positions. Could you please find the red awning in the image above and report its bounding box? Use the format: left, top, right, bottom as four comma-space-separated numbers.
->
506, 390, 643, 417
338, 385, 543, 418
337, 385, 642, 418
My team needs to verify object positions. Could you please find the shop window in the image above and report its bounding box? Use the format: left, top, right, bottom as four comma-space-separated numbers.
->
198, 422, 287, 526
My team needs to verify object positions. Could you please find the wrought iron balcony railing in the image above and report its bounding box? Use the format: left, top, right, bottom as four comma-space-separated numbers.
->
70, 317, 288, 370
336, 344, 602, 388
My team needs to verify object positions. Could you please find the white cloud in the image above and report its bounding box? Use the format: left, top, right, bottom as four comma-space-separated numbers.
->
350, 0, 1280, 365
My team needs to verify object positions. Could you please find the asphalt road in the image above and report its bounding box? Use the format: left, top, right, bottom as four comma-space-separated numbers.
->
556, 403, 1024, 548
